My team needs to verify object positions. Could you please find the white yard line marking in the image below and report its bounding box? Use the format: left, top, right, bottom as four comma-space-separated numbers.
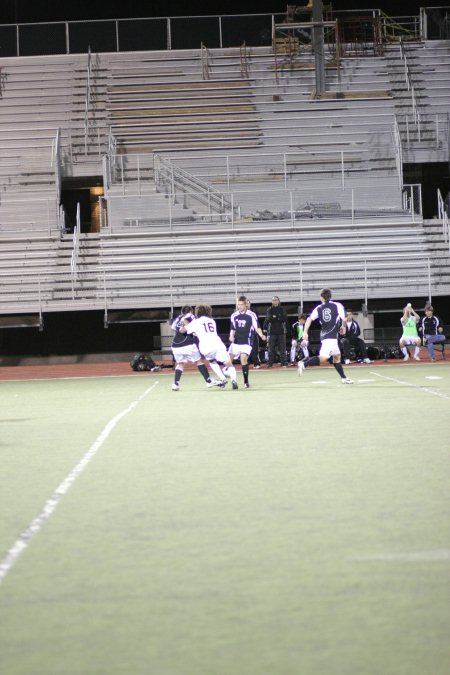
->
352, 549, 450, 562
0, 381, 159, 586
370, 371, 450, 401
425, 376, 443, 380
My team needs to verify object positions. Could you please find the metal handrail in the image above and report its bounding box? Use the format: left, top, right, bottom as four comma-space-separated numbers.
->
154, 155, 236, 217
200, 42, 209, 80
84, 48, 92, 155
399, 38, 421, 139
392, 117, 403, 188
437, 188, 449, 250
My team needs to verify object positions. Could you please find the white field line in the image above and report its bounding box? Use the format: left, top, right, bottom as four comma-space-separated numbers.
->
0, 381, 159, 586
370, 371, 450, 401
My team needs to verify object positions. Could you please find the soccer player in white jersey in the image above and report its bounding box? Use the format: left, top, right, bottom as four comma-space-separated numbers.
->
298, 288, 353, 384
183, 304, 239, 389
229, 295, 267, 388
170, 305, 221, 391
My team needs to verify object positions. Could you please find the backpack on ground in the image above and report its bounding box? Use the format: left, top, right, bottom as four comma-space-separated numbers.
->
130, 353, 160, 372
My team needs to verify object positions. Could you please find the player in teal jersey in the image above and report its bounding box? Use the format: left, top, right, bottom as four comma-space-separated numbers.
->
399, 304, 421, 361
290, 314, 309, 364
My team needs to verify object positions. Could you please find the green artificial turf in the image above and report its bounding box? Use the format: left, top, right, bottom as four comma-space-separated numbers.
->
1, 364, 449, 675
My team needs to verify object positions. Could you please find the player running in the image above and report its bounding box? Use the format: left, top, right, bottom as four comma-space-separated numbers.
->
298, 288, 353, 384
170, 305, 222, 391
182, 304, 239, 389
229, 295, 267, 388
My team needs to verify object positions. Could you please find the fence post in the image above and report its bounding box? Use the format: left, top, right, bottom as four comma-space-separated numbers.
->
226, 155, 230, 194
299, 261, 303, 310
231, 193, 234, 231
364, 259, 368, 310
283, 153, 287, 191
341, 151, 345, 189
290, 191, 294, 227
120, 155, 124, 197
137, 154, 141, 197
427, 257, 432, 304
351, 188, 354, 224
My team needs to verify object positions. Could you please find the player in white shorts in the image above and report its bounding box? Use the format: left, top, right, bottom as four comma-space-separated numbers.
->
228, 295, 266, 388
298, 288, 353, 384
183, 304, 239, 389
170, 306, 221, 391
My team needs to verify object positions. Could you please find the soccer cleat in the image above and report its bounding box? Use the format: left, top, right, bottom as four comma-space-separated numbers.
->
232, 380, 239, 390
244, 383, 250, 388
254, 364, 261, 369
363, 358, 372, 364
403, 354, 409, 361
206, 379, 222, 387
431, 357, 436, 362
341, 378, 354, 384
171, 383, 180, 391
345, 359, 351, 365
297, 361, 305, 376
413, 356, 420, 361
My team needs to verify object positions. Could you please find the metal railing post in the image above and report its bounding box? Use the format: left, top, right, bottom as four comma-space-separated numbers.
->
427, 257, 432, 304
290, 191, 294, 227
283, 153, 287, 191
226, 155, 230, 193
341, 151, 345, 189
364, 259, 368, 309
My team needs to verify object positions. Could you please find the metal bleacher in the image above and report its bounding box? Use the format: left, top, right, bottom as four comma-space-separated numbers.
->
0, 14, 450, 319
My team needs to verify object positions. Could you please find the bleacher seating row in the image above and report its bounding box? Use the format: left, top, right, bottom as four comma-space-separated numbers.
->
0, 37, 449, 316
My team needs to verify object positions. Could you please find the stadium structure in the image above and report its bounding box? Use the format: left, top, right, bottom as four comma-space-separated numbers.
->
0, 3, 449, 354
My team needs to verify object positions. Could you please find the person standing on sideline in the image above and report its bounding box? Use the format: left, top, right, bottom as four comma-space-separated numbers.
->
181, 304, 239, 389
229, 296, 267, 388
290, 313, 309, 364
264, 295, 289, 367
420, 304, 445, 361
170, 306, 220, 391
339, 310, 372, 364
298, 288, 353, 384
399, 304, 421, 361
246, 299, 263, 368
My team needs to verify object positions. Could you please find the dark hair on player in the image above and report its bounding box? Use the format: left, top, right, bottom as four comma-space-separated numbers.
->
320, 288, 332, 302
298, 313, 307, 321
181, 305, 193, 314
195, 304, 212, 318
238, 295, 247, 302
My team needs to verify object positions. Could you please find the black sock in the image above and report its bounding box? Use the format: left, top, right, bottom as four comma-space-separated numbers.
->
174, 368, 182, 384
333, 362, 345, 378
197, 363, 210, 382
242, 364, 249, 384
304, 356, 320, 368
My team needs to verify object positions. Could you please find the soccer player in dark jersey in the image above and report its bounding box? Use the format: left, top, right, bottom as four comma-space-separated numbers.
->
298, 289, 353, 384
170, 305, 220, 391
228, 295, 267, 388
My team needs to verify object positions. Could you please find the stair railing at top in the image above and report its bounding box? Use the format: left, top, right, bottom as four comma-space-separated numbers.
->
84, 47, 93, 156
240, 42, 249, 79
52, 128, 62, 205
437, 188, 450, 251
200, 43, 210, 80
154, 155, 238, 223
392, 116, 403, 188
399, 37, 421, 142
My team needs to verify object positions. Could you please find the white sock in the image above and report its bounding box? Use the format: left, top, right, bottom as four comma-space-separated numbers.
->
401, 347, 408, 356
227, 366, 237, 381
290, 345, 296, 362
414, 346, 420, 358
210, 362, 225, 380
303, 347, 309, 358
